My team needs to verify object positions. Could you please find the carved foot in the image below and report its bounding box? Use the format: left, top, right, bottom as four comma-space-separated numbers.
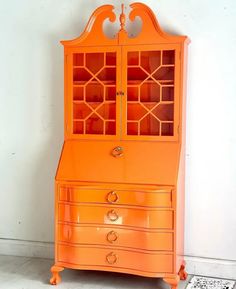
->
163, 275, 180, 289
50, 265, 64, 285
178, 261, 188, 280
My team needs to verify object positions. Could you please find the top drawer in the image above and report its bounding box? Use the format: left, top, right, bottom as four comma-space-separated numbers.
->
59, 186, 172, 208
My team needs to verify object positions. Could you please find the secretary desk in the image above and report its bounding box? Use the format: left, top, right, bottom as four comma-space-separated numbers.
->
50, 3, 189, 289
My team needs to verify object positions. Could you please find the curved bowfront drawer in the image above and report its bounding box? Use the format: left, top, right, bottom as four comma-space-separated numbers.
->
58, 204, 173, 229
58, 244, 173, 273
59, 186, 172, 208
58, 224, 173, 251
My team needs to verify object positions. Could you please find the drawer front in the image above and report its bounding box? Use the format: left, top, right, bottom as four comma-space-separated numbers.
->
59, 186, 172, 208
58, 244, 173, 273
58, 224, 173, 251
58, 204, 173, 229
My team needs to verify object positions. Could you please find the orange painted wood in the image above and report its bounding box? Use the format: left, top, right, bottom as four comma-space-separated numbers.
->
58, 204, 173, 230
56, 140, 180, 184
59, 186, 172, 207
58, 224, 173, 251
57, 244, 173, 273
51, 2, 189, 286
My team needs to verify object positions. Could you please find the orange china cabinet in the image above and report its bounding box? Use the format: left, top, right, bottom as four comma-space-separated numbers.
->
50, 3, 189, 289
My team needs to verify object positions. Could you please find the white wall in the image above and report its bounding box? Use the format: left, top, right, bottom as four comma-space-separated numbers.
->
0, 0, 236, 276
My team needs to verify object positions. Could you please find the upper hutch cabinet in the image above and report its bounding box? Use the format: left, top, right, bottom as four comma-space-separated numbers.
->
51, 3, 189, 289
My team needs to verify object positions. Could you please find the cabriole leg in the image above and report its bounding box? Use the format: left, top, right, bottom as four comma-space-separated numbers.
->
50, 265, 64, 285
163, 275, 180, 289
178, 260, 188, 280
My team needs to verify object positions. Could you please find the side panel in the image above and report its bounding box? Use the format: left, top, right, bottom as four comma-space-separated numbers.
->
175, 42, 188, 273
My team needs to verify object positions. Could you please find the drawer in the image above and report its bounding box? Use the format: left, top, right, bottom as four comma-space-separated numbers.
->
58, 244, 173, 273
58, 224, 173, 251
59, 186, 172, 208
58, 204, 173, 229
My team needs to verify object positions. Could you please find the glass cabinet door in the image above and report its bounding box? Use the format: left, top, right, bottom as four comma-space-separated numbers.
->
122, 45, 179, 141
70, 48, 121, 139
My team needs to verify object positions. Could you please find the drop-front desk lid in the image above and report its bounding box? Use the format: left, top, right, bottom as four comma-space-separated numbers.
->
56, 140, 181, 185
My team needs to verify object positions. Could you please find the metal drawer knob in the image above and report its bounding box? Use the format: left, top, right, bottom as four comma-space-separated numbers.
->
107, 191, 119, 203
107, 230, 118, 243
112, 146, 123, 158
106, 252, 117, 264
107, 209, 119, 221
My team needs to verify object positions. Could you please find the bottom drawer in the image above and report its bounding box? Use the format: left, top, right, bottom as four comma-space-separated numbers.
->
57, 244, 173, 273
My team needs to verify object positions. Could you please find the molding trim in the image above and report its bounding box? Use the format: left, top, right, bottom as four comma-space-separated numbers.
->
185, 255, 236, 280
0, 238, 236, 279
0, 238, 54, 259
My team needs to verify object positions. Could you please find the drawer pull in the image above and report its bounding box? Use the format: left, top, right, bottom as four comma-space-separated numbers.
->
106, 252, 117, 264
112, 146, 123, 158
107, 231, 118, 243
107, 191, 119, 203
107, 210, 119, 221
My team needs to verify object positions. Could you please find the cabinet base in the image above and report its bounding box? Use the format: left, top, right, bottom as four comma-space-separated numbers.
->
49, 262, 188, 287
163, 261, 188, 289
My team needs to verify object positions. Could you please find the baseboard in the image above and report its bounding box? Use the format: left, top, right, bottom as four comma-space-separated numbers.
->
185, 255, 236, 280
0, 238, 54, 259
0, 238, 235, 280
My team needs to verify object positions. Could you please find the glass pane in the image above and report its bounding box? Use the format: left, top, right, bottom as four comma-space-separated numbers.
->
161, 123, 173, 136
127, 122, 138, 135
128, 52, 139, 66
140, 82, 160, 102
162, 86, 174, 101
141, 51, 161, 73
105, 86, 116, 101
105, 121, 116, 134
85, 114, 103, 134
140, 115, 160, 135
73, 86, 84, 100
85, 82, 103, 102
162, 50, 175, 65
106, 52, 116, 65
127, 49, 175, 137
86, 53, 104, 74
73, 121, 84, 134
127, 86, 139, 101
73, 53, 84, 66
72, 52, 116, 135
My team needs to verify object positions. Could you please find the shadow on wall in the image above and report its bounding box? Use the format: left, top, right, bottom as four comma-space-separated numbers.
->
28, 2, 98, 244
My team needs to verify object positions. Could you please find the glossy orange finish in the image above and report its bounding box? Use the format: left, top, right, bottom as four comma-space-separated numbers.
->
58, 203, 173, 229
51, 2, 189, 288
59, 185, 173, 207
57, 244, 173, 273
58, 224, 173, 251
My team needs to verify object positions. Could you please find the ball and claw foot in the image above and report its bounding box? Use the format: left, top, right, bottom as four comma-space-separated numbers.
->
163, 275, 180, 289
50, 265, 64, 285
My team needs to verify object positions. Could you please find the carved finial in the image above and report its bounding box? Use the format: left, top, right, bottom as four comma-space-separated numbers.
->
119, 4, 126, 31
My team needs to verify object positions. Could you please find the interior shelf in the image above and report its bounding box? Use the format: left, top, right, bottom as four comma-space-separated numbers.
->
127, 101, 174, 104
73, 100, 116, 104
74, 80, 116, 86
127, 80, 174, 85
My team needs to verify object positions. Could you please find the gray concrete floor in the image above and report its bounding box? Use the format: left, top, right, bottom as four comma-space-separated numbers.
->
0, 255, 190, 289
